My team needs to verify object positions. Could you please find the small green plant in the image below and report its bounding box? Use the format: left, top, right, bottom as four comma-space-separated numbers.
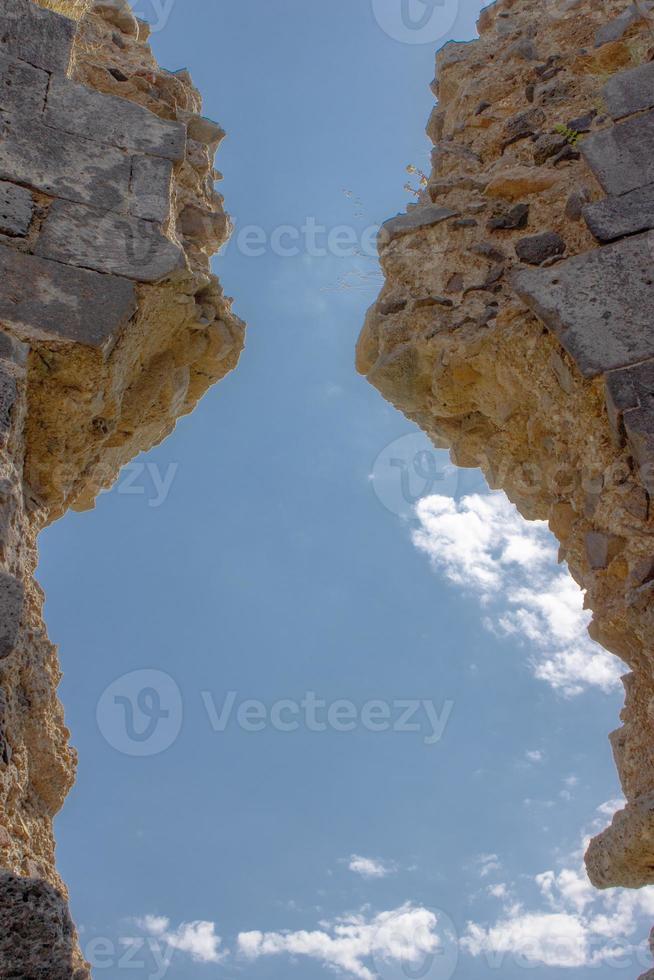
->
554, 123, 581, 146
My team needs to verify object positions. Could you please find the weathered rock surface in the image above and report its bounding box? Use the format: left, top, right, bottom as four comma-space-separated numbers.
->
0, 0, 246, 975
603, 58, 654, 118
357, 0, 654, 898
582, 182, 654, 240
581, 110, 654, 195
513, 234, 654, 376
0, 870, 89, 979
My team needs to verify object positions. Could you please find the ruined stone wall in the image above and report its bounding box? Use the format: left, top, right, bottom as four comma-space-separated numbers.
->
357, 0, 654, 900
0, 0, 244, 974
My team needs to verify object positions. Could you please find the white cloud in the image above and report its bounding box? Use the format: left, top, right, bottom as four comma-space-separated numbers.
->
238, 904, 444, 980
348, 855, 395, 879
462, 800, 654, 970
138, 915, 225, 964
525, 750, 544, 763
475, 854, 502, 879
411, 493, 622, 697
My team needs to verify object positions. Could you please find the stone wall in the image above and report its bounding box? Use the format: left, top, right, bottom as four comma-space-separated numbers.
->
357, 0, 654, 902
0, 0, 244, 974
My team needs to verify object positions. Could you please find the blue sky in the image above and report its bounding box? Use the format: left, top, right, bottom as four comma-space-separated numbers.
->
38, 1, 654, 978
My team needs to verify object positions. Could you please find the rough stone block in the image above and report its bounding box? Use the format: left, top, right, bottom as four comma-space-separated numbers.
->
0, 0, 77, 74
381, 205, 459, 245
92, 0, 139, 37
44, 76, 187, 161
0, 870, 88, 979
129, 155, 173, 222
0, 329, 27, 366
0, 112, 131, 213
604, 359, 654, 439
0, 570, 22, 659
0, 363, 17, 435
583, 183, 654, 241
586, 794, 654, 889
35, 200, 185, 283
606, 361, 654, 496
0, 179, 32, 237
603, 59, 654, 119
515, 231, 565, 265
0, 50, 48, 117
0, 242, 136, 350
512, 234, 654, 377
581, 111, 654, 195
595, 3, 654, 47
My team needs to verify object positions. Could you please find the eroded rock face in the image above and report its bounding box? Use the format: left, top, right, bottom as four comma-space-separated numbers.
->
357, 0, 654, 893
0, 0, 245, 973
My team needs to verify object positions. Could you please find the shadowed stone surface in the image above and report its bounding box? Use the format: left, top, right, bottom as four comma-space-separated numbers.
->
381, 205, 459, 244
0, 329, 27, 366
0, 242, 137, 348
0, 0, 76, 74
605, 358, 654, 438
44, 76, 187, 161
0, 179, 33, 236
0, 571, 23, 659
0, 871, 89, 979
0, 365, 16, 436
0, 112, 131, 213
583, 184, 654, 241
515, 230, 565, 265
0, 50, 48, 116
605, 359, 654, 493
603, 59, 654, 120
512, 234, 654, 377
581, 111, 654, 195
36, 200, 185, 282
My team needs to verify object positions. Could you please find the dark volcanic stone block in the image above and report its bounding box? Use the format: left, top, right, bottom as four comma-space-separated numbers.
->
129, 155, 174, 222
0, 179, 33, 236
35, 200, 185, 283
512, 233, 654, 377
0, 50, 48, 116
0, 112, 131, 213
515, 231, 565, 265
605, 359, 654, 493
603, 60, 654, 120
44, 76, 187, 161
381, 205, 459, 245
0, 243, 137, 350
0, 0, 76, 74
583, 183, 654, 241
581, 111, 654, 196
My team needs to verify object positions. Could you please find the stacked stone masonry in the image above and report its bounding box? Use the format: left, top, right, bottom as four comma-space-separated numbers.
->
0, 0, 245, 975
357, 0, 654, 921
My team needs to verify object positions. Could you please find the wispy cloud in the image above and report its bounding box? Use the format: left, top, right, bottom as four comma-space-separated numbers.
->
462, 799, 654, 970
238, 904, 446, 980
411, 493, 622, 697
347, 855, 395, 879
137, 915, 225, 964
475, 853, 503, 879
